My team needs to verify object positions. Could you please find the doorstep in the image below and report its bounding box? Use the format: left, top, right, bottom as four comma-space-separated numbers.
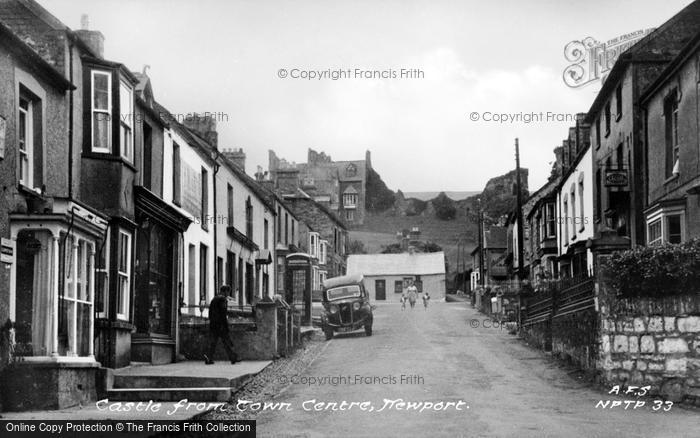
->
0, 360, 271, 421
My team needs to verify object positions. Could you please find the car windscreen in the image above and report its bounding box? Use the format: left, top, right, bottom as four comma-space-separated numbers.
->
326, 285, 361, 300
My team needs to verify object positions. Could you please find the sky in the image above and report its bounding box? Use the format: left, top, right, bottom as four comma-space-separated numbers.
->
40, 0, 694, 193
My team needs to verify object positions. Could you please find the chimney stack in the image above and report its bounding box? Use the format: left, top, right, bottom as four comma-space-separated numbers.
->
183, 115, 218, 148
74, 14, 105, 58
223, 148, 246, 172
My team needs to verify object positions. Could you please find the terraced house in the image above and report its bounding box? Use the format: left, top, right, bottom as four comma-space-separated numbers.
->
0, 0, 305, 411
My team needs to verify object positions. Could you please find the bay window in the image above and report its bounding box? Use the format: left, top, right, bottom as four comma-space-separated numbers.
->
119, 80, 133, 162
59, 235, 93, 356
116, 229, 131, 320
646, 206, 685, 246
545, 202, 556, 237
95, 229, 110, 319
91, 70, 111, 152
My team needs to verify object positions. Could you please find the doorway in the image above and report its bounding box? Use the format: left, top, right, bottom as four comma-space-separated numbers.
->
375, 279, 386, 300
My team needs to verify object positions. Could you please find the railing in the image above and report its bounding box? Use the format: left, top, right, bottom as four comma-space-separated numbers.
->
522, 273, 595, 326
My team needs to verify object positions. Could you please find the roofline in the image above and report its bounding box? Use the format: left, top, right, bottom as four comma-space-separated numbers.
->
640, 30, 700, 104
0, 22, 75, 91
584, 0, 700, 122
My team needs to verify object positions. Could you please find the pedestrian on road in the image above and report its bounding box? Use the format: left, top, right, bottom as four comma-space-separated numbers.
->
406, 280, 418, 309
401, 291, 407, 310
204, 285, 239, 365
422, 291, 430, 310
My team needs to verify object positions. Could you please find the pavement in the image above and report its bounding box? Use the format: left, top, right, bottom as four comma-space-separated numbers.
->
0, 360, 271, 421
250, 301, 699, 438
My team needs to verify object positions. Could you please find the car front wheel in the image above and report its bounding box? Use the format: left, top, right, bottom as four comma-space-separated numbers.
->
364, 323, 372, 336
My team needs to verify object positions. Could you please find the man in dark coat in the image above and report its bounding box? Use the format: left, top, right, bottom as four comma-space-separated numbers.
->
204, 285, 238, 364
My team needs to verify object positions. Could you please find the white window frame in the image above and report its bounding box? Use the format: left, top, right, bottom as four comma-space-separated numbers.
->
18, 97, 34, 188
647, 219, 662, 246
646, 207, 685, 246
309, 232, 319, 258
96, 229, 110, 319
563, 196, 569, 244
116, 229, 131, 320
343, 193, 358, 208
319, 240, 327, 265
578, 179, 585, 232
119, 80, 134, 162
60, 236, 95, 357
570, 185, 577, 240
91, 70, 112, 153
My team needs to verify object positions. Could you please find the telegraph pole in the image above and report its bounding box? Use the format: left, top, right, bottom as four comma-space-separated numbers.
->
478, 198, 485, 286
515, 138, 525, 280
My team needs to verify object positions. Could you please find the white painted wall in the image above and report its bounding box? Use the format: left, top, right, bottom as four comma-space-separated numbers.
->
556, 146, 595, 274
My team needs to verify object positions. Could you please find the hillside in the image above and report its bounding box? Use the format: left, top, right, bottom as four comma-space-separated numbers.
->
403, 191, 479, 201
351, 167, 529, 288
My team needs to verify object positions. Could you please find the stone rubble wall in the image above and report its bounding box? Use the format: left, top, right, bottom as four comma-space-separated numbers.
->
598, 289, 700, 404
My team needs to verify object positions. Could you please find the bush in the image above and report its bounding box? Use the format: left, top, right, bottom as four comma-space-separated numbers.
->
602, 239, 700, 297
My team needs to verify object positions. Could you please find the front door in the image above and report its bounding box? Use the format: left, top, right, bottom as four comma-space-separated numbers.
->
134, 220, 174, 337
375, 279, 386, 300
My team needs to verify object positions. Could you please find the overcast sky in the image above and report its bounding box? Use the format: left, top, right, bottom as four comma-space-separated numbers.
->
41, 0, 693, 192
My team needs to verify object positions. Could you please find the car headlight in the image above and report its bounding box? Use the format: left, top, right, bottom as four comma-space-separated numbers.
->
353, 302, 361, 310
329, 305, 339, 314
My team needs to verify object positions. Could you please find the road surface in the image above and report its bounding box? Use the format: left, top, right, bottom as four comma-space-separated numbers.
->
254, 301, 698, 437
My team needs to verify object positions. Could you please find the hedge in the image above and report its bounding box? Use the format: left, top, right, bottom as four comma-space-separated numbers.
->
602, 239, 700, 297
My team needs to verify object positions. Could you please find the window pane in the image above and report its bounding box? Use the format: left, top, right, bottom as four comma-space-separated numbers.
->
77, 302, 91, 356
119, 82, 132, 124
648, 220, 661, 244
118, 275, 128, 315
93, 113, 110, 150
93, 73, 110, 110
667, 215, 682, 244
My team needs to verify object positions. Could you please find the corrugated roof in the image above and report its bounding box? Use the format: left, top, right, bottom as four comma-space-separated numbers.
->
347, 252, 445, 276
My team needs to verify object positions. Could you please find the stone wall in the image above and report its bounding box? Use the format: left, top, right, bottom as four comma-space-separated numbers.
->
551, 308, 598, 370
598, 285, 700, 404
179, 302, 289, 361
518, 274, 700, 404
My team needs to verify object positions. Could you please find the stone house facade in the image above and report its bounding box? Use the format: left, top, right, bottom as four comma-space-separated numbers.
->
585, 1, 700, 248
641, 31, 700, 244
282, 191, 348, 280
0, 4, 112, 410
268, 148, 371, 226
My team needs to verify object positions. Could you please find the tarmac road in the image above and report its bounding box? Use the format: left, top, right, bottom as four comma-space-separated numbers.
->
254, 301, 698, 438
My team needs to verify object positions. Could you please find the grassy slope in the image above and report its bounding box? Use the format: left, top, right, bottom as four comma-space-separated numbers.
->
349, 210, 477, 275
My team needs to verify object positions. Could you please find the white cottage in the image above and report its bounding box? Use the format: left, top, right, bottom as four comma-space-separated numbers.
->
346, 252, 446, 301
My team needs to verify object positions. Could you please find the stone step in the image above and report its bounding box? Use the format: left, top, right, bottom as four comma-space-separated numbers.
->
107, 387, 231, 402
114, 375, 232, 389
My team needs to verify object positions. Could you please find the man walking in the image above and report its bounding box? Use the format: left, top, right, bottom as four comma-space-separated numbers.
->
204, 285, 239, 365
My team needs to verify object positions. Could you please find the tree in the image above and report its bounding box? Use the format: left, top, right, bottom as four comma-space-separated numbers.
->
432, 192, 457, 221
347, 239, 367, 255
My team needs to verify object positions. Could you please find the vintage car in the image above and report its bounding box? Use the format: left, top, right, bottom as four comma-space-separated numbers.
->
320, 274, 373, 340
